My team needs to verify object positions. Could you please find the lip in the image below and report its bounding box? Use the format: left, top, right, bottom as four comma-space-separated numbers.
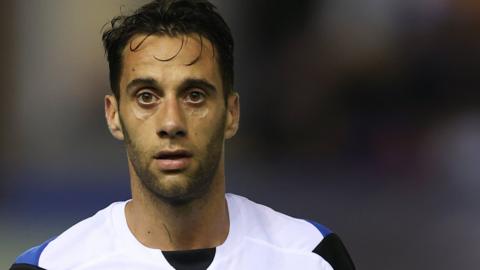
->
153, 149, 193, 171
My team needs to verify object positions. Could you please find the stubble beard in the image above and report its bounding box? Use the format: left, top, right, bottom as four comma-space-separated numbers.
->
121, 116, 226, 206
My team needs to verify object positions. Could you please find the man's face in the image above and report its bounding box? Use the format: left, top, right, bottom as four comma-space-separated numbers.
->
105, 34, 239, 204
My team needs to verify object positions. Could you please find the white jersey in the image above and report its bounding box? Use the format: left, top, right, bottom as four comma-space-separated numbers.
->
12, 194, 354, 270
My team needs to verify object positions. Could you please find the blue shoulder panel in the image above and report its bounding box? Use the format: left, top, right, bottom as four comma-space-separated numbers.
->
306, 220, 332, 237
15, 237, 56, 266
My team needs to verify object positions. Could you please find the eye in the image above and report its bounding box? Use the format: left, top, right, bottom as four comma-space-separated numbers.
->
185, 90, 206, 104
136, 90, 159, 106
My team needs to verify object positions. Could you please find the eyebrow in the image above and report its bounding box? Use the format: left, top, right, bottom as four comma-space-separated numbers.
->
178, 78, 217, 93
126, 77, 160, 93
126, 77, 217, 94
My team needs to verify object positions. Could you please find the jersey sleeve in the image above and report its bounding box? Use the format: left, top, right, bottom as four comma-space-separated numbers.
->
307, 220, 356, 270
9, 238, 55, 270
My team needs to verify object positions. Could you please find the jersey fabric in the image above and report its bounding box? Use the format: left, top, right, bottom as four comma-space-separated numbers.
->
11, 193, 355, 270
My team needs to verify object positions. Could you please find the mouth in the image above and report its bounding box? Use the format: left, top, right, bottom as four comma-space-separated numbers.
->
153, 150, 193, 171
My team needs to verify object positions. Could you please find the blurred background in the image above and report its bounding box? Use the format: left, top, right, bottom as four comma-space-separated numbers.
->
1, 0, 479, 269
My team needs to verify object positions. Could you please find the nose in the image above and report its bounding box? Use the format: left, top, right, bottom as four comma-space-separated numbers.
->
156, 97, 187, 139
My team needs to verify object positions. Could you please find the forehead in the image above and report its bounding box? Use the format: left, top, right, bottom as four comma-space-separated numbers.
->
119, 34, 221, 89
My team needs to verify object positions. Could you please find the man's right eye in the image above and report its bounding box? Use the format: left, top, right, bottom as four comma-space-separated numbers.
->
136, 91, 158, 105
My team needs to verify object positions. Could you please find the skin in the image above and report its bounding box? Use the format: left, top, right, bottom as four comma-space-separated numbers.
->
104, 34, 240, 250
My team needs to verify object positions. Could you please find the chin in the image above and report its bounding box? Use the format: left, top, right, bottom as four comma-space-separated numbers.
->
148, 175, 207, 206
154, 188, 201, 206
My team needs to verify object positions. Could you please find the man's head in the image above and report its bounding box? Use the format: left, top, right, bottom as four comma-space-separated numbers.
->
102, 0, 239, 205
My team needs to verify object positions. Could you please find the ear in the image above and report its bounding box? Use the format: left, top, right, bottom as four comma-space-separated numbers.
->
105, 95, 124, 141
224, 92, 240, 139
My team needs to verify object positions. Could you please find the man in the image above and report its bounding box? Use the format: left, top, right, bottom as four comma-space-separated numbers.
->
11, 1, 355, 269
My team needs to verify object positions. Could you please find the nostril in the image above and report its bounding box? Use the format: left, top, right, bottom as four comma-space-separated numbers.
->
176, 130, 186, 137
158, 129, 187, 138
159, 130, 169, 138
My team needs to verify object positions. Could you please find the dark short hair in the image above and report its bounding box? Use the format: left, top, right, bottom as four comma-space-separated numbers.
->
102, 0, 234, 99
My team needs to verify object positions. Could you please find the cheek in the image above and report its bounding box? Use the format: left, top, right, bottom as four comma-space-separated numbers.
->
186, 105, 225, 133
130, 104, 158, 121
184, 106, 209, 119
121, 114, 155, 147
188, 108, 226, 142
120, 100, 157, 137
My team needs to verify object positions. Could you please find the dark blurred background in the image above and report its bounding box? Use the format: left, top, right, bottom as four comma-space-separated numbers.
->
1, 0, 480, 269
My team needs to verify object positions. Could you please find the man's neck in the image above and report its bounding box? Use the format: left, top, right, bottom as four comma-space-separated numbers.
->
125, 173, 229, 251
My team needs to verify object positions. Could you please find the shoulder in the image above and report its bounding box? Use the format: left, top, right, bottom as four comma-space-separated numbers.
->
227, 193, 355, 270
10, 201, 127, 270
227, 193, 327, 250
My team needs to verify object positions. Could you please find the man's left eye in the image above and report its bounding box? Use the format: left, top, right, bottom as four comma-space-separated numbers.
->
185, 90, 206, 104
